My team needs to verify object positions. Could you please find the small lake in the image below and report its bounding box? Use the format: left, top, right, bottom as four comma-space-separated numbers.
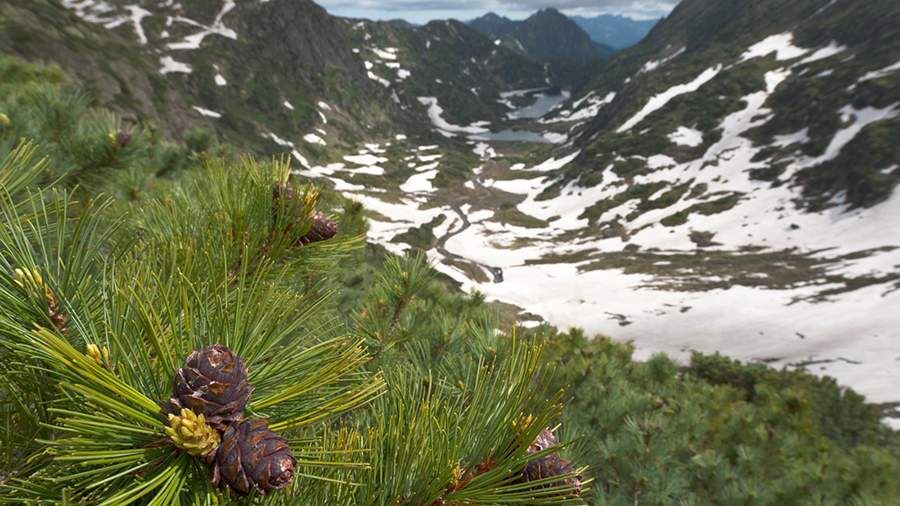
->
507, 91, 570, 119
468, 130, 557, 143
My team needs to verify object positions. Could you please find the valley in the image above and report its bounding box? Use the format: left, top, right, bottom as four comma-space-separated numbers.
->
18, 0, 899, 424
297, 86, 900, 413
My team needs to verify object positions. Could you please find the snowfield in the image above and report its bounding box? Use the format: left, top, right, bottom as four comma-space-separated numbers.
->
61, 2, 900, 422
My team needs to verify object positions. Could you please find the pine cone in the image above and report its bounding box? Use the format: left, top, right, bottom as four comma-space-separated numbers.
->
296, 211, 338, 246
517, 428, 582, 495
211, 419, 296, 495
167, 345, 253, 429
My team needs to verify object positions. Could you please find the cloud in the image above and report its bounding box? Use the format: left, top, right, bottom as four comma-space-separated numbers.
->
317, 0, 679, 21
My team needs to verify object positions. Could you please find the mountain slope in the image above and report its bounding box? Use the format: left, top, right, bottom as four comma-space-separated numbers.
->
5, 0, 899, 414
1, 0, 421, 160
559, 0, 899, 212
362, 0, 900, 407
0, 0, 197, 134
572, 14, 660, 49
343, 17, 548, 125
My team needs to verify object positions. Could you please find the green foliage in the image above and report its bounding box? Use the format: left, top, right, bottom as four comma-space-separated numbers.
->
0, 55, 584, 504
1, 50, 897, 506
540, 329, 900, 505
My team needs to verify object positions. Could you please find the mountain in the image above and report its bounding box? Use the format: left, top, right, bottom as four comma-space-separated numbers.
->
450, 0, 899, 399
3, 1, 900, 501
469, 8, 614, 88
343, 17, 549, 125
572, 14, 660, 49
0, 0, 412, 156
0, 0, 551, 159
4, 0, 899, 417
467, 12, 517, 39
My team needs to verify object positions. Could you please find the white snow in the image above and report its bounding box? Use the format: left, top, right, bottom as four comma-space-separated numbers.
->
473, 142, 497, 159
159, 56, 192, 75
740, 32, 809, 62
125, 5, 151, 45
640, 46, 686, 73
527, 151, 581, 172
543, 92, 616, 124
263, 132, 309, 168
371, 47, 398, 60
400, 169, 439, 193
771, 128, 809, 148
417, 97, 489, 135
786, 103, 899, 174
192, 106, 221, 118
214, 73, 227, 86
617, 66, 722, 132
344, 154, 388, 166
303, 133, 326, 146
367, 71, 391, 87
859, 60, 900, 82
796, 42, 846, 66
62, 1, 151, 45
284, 101, 294, 110
167, 1, 237, 50
668, 126, 704, 147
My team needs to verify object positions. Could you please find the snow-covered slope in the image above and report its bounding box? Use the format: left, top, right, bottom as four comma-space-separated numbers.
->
285, 0, 900, 416
16, 0, 899, 419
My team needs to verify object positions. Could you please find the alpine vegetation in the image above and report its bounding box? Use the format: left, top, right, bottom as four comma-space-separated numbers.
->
0, 0, 899, 503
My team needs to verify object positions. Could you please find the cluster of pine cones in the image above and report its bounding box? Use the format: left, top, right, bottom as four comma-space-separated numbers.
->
165, 345, 296, 496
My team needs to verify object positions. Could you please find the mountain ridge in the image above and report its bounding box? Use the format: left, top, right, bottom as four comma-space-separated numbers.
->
3, 0, 899, 412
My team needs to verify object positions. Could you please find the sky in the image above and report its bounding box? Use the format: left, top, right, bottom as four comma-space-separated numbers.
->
315, 1, 679, 24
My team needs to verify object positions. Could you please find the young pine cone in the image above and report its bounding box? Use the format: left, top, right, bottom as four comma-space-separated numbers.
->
518, 428, 582, 495
166, 408, 220, 457
167, 344, 253, 430
212, 419, 296, 496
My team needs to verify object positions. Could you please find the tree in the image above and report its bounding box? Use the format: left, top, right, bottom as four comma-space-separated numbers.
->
0, 59, 586, 502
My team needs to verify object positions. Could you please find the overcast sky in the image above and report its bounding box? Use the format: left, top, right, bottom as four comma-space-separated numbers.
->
315, 1, 679, 24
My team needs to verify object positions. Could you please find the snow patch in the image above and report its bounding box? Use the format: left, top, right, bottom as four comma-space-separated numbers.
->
192, 106, 221, 118
668, 126, 704, 147
617, 66, 722, 132
740, 32, 809, 62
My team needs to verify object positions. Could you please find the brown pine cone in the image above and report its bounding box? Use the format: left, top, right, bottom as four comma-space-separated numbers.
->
517, 428, 582, 495
211, 419, 296, 495
296, 211, 338, 246
167, 345, 253, 429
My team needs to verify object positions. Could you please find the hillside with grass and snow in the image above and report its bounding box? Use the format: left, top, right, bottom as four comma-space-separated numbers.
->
2, 0, 900, 503
7, 0, 899, 425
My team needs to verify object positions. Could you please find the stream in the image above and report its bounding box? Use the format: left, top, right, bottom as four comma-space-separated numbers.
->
434, 91, 567, 283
